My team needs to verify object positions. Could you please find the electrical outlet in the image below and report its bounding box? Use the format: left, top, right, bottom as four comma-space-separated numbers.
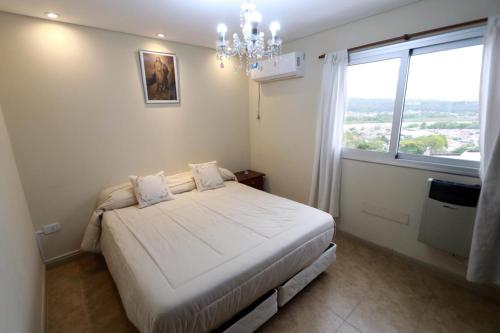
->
42, 222, 61, 235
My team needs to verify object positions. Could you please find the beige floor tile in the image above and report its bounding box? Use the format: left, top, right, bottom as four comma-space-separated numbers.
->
414, 294, 500, 333
257, 285, 344, 333
336, 321, 362, 333
346, 291, 428, 333
48, 307, 92, 333
47, 254, 138, 333
311, 267, 371, 318
380, 255, 436, 300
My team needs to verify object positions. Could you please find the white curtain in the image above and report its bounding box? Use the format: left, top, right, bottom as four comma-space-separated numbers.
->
467, 16, 500, 285
309, 50, 348, 217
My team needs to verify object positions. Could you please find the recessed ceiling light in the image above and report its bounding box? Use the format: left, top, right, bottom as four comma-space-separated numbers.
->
157, 33, 165, 38
46, 12, 59, 19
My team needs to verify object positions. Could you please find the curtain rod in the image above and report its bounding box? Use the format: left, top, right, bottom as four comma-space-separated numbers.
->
318, 17, 487, 59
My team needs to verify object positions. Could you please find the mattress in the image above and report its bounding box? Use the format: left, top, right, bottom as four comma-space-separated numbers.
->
100, 181, 334, 333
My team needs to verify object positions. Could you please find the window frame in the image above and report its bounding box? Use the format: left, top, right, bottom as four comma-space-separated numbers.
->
342, 26, 486, 177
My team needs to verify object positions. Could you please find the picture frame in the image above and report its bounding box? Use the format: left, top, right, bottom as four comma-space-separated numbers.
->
139, 50, 180, 104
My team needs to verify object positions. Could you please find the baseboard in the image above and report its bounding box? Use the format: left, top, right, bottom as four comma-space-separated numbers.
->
45, 249, 83, 268
336, 230, 500, 304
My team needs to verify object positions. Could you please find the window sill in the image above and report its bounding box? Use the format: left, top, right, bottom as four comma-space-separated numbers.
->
342, 149, 479, 178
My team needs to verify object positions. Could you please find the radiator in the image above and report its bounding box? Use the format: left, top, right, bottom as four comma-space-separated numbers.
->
418, 178, 481, 257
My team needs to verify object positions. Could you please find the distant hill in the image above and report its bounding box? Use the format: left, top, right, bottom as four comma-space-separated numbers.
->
347, 98, 479, 113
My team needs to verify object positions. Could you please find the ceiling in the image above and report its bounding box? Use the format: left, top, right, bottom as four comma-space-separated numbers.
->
0, 0, 419, 48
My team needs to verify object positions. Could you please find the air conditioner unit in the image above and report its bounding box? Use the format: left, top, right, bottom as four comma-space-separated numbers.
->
250, 52, 305, 82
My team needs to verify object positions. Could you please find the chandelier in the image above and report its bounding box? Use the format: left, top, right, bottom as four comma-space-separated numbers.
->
216, 2, 282, 74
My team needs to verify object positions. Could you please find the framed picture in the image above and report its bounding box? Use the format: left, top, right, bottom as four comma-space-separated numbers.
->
139, 50, 180, 104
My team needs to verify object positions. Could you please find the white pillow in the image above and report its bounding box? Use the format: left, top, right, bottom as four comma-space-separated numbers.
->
96, 182, 137, 210
219, 167, 237, 182
189, 161, 225, 192
129, 171, 174, 208
166, 171, 197, 194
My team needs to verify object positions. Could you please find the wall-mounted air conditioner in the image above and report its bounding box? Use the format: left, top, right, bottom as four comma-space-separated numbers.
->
250, 52, 305, 82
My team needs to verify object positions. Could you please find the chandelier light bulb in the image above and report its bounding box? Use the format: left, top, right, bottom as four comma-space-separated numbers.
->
248, 11, 262, 24
217, 23, 228, 34
269, 21, 281, 36
249, 11, 262, 36
269, 21, 281, 35
217, 23, 228, 42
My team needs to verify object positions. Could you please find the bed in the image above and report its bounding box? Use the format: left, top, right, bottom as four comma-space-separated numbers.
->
86, 180, 335, 332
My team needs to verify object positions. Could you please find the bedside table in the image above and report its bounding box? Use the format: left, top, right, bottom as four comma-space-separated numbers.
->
235, 170, 266, 191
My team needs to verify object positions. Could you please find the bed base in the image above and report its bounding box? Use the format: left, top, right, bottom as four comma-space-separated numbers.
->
215, 289, 278, 333
219, 242, 337, 333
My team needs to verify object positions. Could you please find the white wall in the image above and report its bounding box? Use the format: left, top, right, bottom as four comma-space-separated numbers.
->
0, 12, 250, 259
0, 105, 45, 333
249, 0, 500, 276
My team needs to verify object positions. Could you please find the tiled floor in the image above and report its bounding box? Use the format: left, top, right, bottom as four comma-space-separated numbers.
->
47, 234, 500, 333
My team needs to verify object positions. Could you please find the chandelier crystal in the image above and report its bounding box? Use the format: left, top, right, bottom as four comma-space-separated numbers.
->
216, 2, 282, 75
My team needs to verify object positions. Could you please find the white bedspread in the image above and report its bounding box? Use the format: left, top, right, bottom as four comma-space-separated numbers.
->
100, 182, 334, 332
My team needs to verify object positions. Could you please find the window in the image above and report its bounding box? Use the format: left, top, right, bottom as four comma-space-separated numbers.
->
344, 58, 400, 152
399, 44, 482, 162
342, 26, 485, 176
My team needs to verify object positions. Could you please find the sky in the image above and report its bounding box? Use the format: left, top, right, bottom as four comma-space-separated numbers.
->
346, 44, 483, 102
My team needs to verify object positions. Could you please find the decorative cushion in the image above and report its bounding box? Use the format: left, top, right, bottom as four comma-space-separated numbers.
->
129, 171, 174, 208
189, 161, 225, 192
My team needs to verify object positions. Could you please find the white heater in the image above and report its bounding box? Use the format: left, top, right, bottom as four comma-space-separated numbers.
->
418, 178, 480, 257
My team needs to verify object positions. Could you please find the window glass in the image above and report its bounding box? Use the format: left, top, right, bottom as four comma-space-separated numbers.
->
398, 44, 483, 161
344, 58, 401, 152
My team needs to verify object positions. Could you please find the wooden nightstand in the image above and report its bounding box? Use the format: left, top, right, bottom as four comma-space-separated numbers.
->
235, 170, 266, 191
